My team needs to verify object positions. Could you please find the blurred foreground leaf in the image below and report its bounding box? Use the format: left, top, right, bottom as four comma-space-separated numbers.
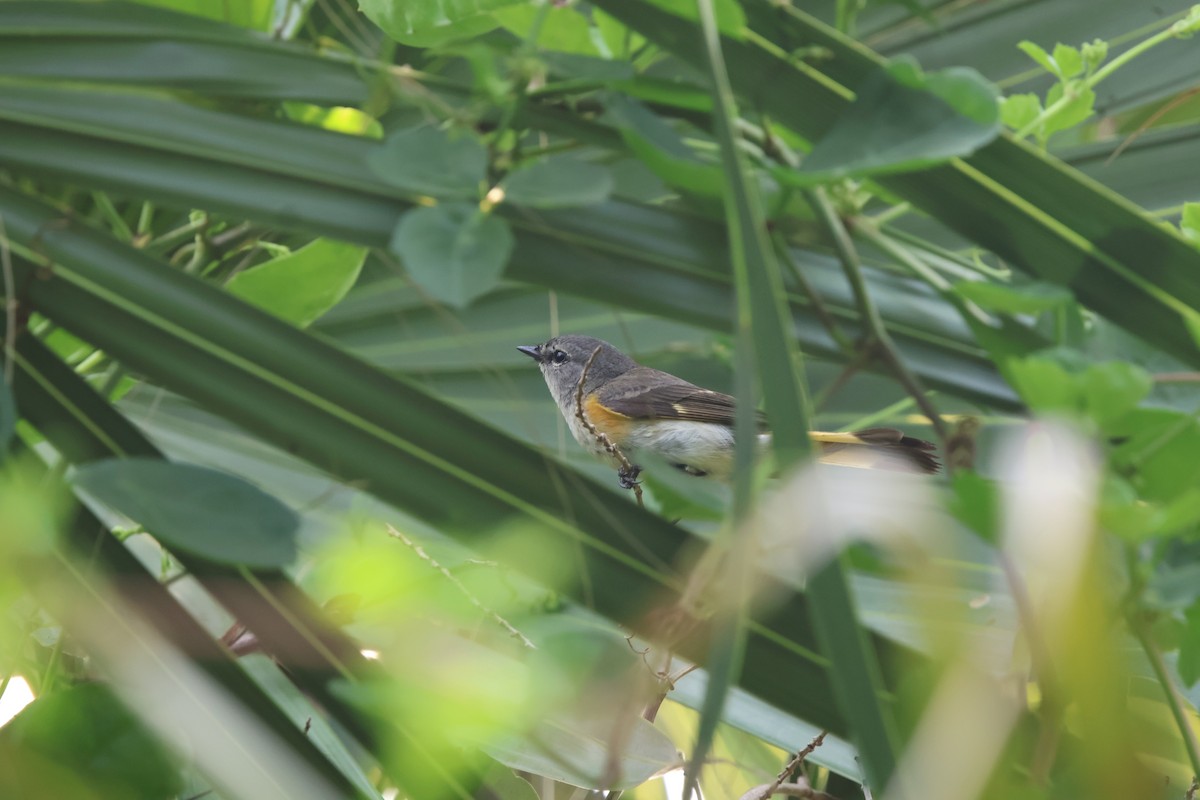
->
0, 683, 181, 800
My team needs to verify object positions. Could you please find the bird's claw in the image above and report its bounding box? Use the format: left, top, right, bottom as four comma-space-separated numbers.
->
618, 465, 642, 490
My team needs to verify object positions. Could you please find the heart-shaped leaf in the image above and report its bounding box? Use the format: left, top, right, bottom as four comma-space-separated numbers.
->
390, 203, 514, 307
227, 238, 367, 328
367, 126, 487, 199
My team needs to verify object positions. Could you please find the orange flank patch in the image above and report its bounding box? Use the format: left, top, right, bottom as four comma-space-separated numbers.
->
583, 395, 634, 439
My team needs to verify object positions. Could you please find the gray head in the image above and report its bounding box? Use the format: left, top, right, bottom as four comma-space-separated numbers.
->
517, 335, 637, 406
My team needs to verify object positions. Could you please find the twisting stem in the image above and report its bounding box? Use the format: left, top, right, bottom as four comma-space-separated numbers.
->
805, 188, 948, 443
574, 346, 644, 507
753, 731, 829, 800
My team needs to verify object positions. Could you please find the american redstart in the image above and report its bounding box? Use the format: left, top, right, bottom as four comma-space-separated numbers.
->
519, 335, 939, 485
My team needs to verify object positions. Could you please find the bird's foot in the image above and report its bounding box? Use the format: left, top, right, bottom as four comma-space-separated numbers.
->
618, 464, 642, 490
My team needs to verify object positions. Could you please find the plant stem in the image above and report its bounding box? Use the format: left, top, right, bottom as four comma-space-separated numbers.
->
1016, 14, 1198, 139
1130, 614, 1200, 781
806, 188, 949, 443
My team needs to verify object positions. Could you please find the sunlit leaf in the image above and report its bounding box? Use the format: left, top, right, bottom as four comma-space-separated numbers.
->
999, 93, 1042, 131
390, 203, 514, 307
1017, 40, 1057, 76
1042, 82, 1096, 138
226, 238, 368, 328
1052, 43, 1083, 79
74, 458, 299, 568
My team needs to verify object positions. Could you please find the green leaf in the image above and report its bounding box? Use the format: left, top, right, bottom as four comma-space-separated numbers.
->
1042, 82, 1096, 137
1000, 93, 1043, 131
1005, 356, 1080, 413
73, 458, 299, 568
643, 0, 745, 38
1081, 361, 1152, 428
1181, 202, 1200, 245
947, 471, 1000, 544
789, 59, 1000, 184
0, 683, 182, 799
494, 5, 597, 55
501, 157, 614, 209
0, 379, 15, 464
1017, 40, 1058, 76
367, 126, 487, 199
358, 0, 517, 44
226, 238, 368, 328
390, 203, 514, 307
953, 280, 1072, 314
482, 712, 680, 790
1052, 43, 1084, 79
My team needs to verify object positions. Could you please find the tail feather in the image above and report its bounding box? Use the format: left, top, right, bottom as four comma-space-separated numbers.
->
809, 427, 940, 474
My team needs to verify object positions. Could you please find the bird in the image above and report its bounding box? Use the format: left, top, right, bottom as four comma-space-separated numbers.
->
518, 335, 939, 486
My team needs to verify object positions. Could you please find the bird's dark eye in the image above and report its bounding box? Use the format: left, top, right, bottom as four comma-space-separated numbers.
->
552, 350, 568, 365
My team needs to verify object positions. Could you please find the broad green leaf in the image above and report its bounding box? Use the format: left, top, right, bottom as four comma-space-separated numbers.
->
1081, 361, 1152, 428
501, 157, 614, 209
494, 4, 596, 54
1042, 82, 1096, 138
367, 126, 487, 199
390, 203, 514, 307
1005, 356, 1080, 413
358, 0, 516, 44
1000, 93, 1042, 131
953, 280, 1072, 314
482, 712, 680, 790
0, 379, 15, 464
0, 683, 182, 799
788, 59, 1000, 184
1182, 202, 1200, 245
1052, 43, 1083, 79
226, 238, 368, 328
74, 458, 299, 568
1017, 40, 1058, 76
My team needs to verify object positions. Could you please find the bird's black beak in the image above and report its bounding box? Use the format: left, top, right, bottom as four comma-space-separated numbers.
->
516, 345, 541, 361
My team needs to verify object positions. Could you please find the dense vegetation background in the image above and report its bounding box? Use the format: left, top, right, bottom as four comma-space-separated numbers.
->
3, 0, 1200, 798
